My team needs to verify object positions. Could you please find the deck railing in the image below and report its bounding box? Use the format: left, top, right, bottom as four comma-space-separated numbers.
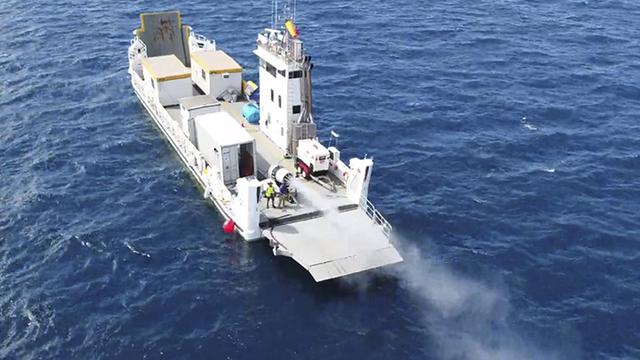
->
359, 196, 392, 239
189, 32, 216, 52
128, 38, 147, 62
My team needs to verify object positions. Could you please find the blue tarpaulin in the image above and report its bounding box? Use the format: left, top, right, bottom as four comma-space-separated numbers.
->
242, 103, 260, 124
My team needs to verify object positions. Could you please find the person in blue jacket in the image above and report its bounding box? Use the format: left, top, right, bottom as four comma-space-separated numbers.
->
277, 182, 290, 208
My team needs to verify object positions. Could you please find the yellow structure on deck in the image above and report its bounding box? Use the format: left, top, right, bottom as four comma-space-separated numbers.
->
141, 55, 190, 82
191, 50, 242, 74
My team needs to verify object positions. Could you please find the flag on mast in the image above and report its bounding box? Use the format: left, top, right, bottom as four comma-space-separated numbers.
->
285, 20, 299, 38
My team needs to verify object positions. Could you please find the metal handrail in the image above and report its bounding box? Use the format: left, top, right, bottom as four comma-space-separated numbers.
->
128, 37, 147, 61
189, 32, 216, 52
257, 36, 303, 64
359, 196, 392, 239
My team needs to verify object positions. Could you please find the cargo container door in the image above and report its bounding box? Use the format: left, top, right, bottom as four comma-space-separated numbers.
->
239, 142, 255, 178
188, 117, 198, 146
222, 146, 239, 184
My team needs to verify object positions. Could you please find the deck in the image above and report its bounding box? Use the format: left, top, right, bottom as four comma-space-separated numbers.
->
165, 100, 354, 223
164, 98, 402, 281
263, 208, 402, 282
223, 102, 360, 224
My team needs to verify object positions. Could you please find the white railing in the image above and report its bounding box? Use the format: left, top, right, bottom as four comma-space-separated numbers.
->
128, 37, 147, 62
203, 169, 234, 205
328, 159, 350, 185
257, 31, 304, 64
131, 72, 234, 206
189, 32, 216, 52
359, 196, 392, 239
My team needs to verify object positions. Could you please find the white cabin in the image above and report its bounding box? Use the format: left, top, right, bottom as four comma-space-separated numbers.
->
191, 50, 243, 98
194, 112, 256, 185
141, 55, 192, 106
179, 95, 221, 144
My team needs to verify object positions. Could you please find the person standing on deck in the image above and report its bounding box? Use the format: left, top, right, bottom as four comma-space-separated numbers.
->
264, 182, 276, 209
278, 182, 290, 208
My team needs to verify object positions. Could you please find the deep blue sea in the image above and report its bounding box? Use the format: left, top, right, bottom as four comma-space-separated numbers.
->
1, 0, 639, 359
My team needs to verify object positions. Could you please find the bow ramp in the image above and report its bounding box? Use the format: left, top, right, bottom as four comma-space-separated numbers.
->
264, 207, 403, 282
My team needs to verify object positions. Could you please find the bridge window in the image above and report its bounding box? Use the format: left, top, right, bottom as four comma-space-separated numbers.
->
265, 62, 276, 77
278, 69, 286, 77
292, 105, 301, 114
289, 70, 303, 79
201, 69, 206, 80
278, 95, 282, 108
270, 89, 274, 102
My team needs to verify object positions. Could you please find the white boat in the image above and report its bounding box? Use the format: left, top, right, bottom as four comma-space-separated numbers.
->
127, 9, 402, 282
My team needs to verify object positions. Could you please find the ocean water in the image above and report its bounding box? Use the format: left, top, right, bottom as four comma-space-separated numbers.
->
1, 0, 639, 359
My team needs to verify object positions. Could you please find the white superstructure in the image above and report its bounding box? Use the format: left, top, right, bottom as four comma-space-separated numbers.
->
127, 10, 402, 282
254, 25, 315, 156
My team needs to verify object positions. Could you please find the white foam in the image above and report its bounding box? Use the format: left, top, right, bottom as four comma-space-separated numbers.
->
472, 197, 487, 204
23, 308, 39, 327
520, 116, 538, 131
125, 242, 151, 258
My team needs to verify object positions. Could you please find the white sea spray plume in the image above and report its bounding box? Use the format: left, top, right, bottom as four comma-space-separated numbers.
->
384, 239, 574, 360
292, 179, 573, 358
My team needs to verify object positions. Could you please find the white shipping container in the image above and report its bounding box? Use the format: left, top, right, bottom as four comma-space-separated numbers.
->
141, 55, 192, 106
179, 96, 220, 145
191, 50, 242, 98
194, 112, 256, 185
